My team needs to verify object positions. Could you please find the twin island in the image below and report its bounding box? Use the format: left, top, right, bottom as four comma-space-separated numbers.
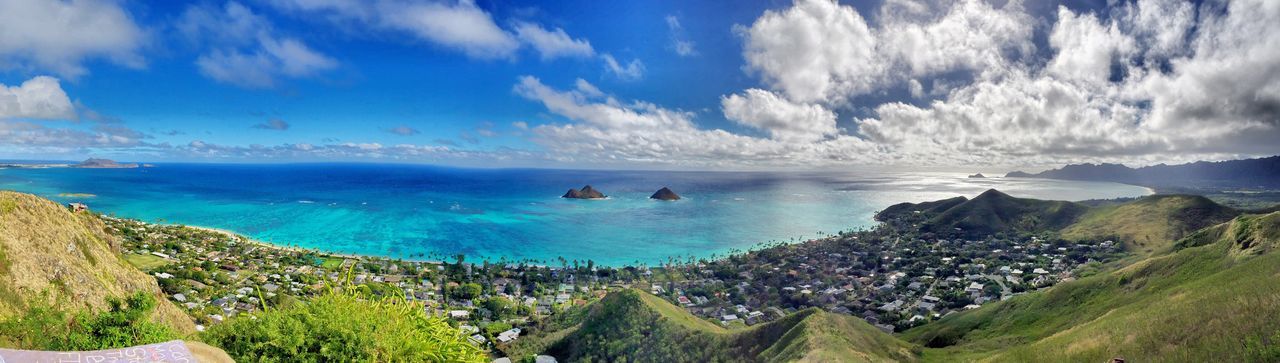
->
561, 185, 681, 201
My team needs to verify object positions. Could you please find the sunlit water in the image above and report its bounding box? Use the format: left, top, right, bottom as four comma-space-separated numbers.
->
0, 164, 1151, 265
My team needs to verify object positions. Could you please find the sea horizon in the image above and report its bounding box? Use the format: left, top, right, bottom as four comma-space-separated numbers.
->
0, 163, 1152, 266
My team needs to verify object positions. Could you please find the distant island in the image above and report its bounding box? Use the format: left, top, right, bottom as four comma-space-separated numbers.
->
650, 187, 680, 201
968, 173, 986, 178
562, 185, 607, 199
73, 158, 139, 168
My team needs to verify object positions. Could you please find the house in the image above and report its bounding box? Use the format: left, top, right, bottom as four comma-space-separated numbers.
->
966, 282, 984, 294
449, 310, 470, 319
68, 203, 88, 212
918, 301, 936, 311
497, 328, 521, 343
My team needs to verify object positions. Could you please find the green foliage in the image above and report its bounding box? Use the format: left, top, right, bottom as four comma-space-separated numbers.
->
0, 292, 177, 350
0, 198, 16, 215
202, 291, 486, 363
542, 290, 918, 362
448, 282, 483, 300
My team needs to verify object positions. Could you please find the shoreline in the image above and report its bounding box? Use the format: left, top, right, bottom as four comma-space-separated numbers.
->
165, 223, 446, 264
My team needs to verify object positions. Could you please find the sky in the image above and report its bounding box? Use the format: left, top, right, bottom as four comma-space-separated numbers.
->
0, 0, 1278, 170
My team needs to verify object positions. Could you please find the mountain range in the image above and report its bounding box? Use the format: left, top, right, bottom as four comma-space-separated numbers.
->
1006, 155, 1280, 187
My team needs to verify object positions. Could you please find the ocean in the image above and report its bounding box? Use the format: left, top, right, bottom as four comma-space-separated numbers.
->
0, 163, 1151, 266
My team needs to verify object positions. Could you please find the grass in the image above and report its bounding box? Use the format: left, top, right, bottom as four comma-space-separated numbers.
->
1062, 194, 1238, 255
904, 211, 1280, 362
123, 253, 170, 271
542, 289, 919, 362
635, 289, 727, 332
0, 191, 195, 334
317, 256, 345, 269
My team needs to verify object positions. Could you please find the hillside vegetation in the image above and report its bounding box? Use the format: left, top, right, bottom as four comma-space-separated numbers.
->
1062, 194, 1240, 255
903, 211, 1280, 362
878, 189, 1087, 238
543, 289, 919, 362
203, 291, 487, 362
0, 191, 193, 334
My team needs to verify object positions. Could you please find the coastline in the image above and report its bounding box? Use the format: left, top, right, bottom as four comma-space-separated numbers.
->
175, 224, 444, 264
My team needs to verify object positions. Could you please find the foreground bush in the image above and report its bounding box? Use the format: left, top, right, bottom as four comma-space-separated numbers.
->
202, 292, 486, 362
0, 292, 177, 350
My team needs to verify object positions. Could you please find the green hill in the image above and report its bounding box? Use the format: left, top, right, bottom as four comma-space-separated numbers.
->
0, 191, 194, 334
1061, 194, 1240, 255
902, 211, 1280, 362
878, 189, 1087, 238
541, 289, 920, 362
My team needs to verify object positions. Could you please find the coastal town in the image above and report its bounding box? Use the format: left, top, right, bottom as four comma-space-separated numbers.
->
98, 201, 1124, 355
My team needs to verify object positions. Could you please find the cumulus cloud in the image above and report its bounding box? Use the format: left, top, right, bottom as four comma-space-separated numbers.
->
0, 76, 76, 120
721, 89, 837, 142
738, 0, 881, 104
0, 0, 146, 78
252, 118, 291, 130
692, 0, 1280, 167
182, 2, 337, 88
514, 22, 594, 60
849, 0, 1280, 165
513, 76, 880, 166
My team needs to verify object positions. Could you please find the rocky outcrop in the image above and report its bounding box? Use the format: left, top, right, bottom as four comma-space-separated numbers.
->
650, 187, 680, 201
968, 173, 986, 178
563, 185, 607, 199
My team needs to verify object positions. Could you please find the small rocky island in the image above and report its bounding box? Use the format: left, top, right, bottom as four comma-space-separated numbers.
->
649, 187, 680, 201
968, 173, 986, 178
562, 185, 607, 199
74, 158, 139, 168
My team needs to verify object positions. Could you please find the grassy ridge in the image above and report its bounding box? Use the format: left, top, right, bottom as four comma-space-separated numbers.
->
543, 289, 919, 362
0, 191, 193, 334
903, 212, 1280, 362
1062, 194, 1239, 255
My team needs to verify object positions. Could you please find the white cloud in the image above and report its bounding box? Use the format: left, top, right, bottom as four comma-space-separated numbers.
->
740, 0, 1036, 106
514, 76, 880, 167
0, 0, 146, 78
376, 0, 519, 59
851, 0, 1280, 164
514, 22, 595, 60
738, 0, 881, 104
602, 54, 644, 81
0, 76, 76, 120
722, 89, 837, 142
1047, 6, 1134, 86
665, 15, 697, 57
184, 2, 336, 88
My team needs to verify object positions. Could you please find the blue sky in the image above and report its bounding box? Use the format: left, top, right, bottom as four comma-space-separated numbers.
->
1, 0, 1277, 169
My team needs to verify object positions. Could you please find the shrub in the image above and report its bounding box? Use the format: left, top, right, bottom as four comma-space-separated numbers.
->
0, 292, 177, 350
202, 291, 485, 362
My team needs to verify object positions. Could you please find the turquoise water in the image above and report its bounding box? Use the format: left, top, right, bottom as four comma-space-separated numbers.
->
0, 164, 1151, 266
